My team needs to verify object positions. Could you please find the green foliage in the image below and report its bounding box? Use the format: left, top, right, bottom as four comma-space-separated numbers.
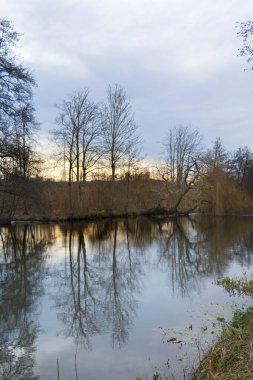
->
231, 307, 253, 328
216, 317, 225, 323
152, 372, 161, 380
216, 276, 253, 297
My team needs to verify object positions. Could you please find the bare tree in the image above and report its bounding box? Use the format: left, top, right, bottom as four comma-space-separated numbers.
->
205, 137, 228, 170
229, 146, 253, 196
11, 104, 40, 177
159, 125, 202, 184
229, 146, 252, 183
122, 136, 144, 180
237, 21, 253, 69
101, 84, 143, 181
53, 90, 101, 190
0, 19, 35, 118
158, 125, 203, 213
0, 19, 39, 179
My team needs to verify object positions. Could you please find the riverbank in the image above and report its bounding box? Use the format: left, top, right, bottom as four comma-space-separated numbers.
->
191, 277, 253, 380
0, 208, 192, 226
0, 177, 252, 224
0, 178, 195, 223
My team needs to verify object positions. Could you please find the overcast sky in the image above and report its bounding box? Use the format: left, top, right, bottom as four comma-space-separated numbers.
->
1, 0, 253, 157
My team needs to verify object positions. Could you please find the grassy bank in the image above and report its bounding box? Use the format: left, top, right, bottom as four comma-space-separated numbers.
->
191, 307, 253, 379
192, 277, 253, 380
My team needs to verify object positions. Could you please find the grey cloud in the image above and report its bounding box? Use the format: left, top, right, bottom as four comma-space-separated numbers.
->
1, 0, 253, 158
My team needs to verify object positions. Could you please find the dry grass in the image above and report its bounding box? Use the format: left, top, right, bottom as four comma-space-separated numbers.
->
0, 178, 170, 221
192, 308, 253, 380
198, 168, 253, 215
192, 276, 253, 379
0, 174, 252, 222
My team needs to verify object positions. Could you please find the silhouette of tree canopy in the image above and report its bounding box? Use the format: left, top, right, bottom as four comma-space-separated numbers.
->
0, 19, 39, 179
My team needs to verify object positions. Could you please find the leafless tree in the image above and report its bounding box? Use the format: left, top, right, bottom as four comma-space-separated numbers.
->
11, 104, 40, 177
158, 125, 203, 213
101, 84, 143, 181
229, 146, 251, 182
159, 125, 202, 184
205, 137, 228, 170
0, 19, 39, 179
229, 146, 253, 196
237, 21, 253, 69
0, 19, 35, 118
53, 90, 101, 190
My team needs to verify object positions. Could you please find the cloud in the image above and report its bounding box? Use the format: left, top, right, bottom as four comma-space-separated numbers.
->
1, 0, 253, 157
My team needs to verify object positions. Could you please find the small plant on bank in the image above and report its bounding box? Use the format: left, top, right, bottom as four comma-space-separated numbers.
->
216, 276, 253, 298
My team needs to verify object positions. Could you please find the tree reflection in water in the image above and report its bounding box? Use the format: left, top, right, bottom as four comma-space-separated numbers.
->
157, 216, 253, 297
53, 220, 145, 349
0, 224, 54, 380
51, 216, 253, 352
0, 217, 253, 379
53, 223, 103, 348
156, 217, 212, 297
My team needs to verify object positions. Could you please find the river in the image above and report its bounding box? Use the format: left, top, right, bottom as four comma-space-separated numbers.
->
0, 215, 253, 379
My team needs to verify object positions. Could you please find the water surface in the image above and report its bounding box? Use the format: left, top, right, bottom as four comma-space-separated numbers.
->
1, 216, 253, 379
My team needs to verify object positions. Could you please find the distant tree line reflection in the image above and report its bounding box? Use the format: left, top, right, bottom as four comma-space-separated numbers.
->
0, 217, 253, 378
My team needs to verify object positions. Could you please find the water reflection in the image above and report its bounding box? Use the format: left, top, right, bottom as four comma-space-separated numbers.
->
156, 218, 205, 297
194, 216, 253, 270
156, 216, 253, 296
52, 217, 253, 347
0, 224, 54, 380
54, 220, 144, 348
0, 217, 253, 379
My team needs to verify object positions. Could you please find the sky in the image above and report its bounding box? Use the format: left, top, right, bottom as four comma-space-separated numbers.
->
1, 0, 253, 158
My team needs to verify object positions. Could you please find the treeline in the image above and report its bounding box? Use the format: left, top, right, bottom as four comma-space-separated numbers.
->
0, 18, 253, 221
